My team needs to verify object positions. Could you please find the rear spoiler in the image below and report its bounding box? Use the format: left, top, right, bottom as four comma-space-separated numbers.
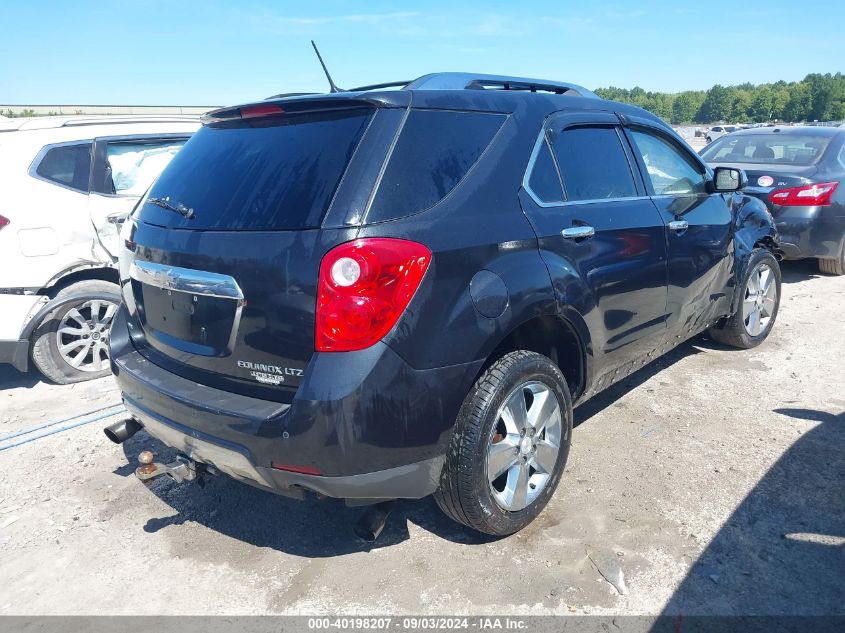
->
202, 94, 409, 125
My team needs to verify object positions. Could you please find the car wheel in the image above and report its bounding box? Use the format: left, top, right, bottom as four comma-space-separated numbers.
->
708, 249, 781, 349
434, 350, 573, 536
818, 239, 845, 276
31, 280, 121, 384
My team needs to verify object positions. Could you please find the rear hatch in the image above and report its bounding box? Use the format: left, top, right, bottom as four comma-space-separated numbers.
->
120, 102, 384, 402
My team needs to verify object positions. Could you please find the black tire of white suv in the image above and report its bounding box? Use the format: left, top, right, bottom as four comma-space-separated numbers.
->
31, 280, 122, 384
435, 350, 573, 536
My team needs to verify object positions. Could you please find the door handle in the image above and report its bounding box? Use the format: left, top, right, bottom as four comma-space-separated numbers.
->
561, 225, 595, 240
668, 220, 689, 232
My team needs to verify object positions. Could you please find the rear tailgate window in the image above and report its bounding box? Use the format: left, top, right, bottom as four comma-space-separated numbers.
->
137, 109, 372, 230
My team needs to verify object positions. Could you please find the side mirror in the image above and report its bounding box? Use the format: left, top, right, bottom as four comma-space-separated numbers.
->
713, 167, 747, 192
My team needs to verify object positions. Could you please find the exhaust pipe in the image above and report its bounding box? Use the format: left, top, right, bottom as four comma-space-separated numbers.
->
104, 418, 143, 444
353, 501, 394, 542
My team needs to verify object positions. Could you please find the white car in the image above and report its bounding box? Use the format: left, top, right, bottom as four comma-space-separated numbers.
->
0, 115, 200, 383
705, 125, 738, 144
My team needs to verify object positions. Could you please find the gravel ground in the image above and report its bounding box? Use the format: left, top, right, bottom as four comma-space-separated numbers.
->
0, 259, 842, 616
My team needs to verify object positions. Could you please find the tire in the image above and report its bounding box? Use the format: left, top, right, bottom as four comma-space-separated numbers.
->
434, 350, 573, 536
708, 249, 781, 349
818, 239, 845, 276
31, 280, 121, 384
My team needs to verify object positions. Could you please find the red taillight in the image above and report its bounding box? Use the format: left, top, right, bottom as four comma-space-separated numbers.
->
316, 238, 432, 352
0, 215, 9, 229
240, 104, 284, 119
271, 462, 322, 476
769, 181, 839, 206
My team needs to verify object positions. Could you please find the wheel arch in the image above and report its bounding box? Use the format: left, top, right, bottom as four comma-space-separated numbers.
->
731, 194, 781, 312
40, 264, 119, 297
481, 311, 590, 402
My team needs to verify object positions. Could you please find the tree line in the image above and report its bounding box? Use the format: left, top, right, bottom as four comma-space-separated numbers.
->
594, 73, 845, 125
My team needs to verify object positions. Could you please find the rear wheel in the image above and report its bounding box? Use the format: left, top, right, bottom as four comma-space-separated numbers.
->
709, 249, 781, 349
31, 280, 121, 384
818, 239, 845, 276
434, 350, 573, 536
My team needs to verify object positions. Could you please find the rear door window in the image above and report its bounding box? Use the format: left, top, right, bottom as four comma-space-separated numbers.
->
34, 142, 92, 192
630, 129, 707, 195
549, 126, 637, 201
93, 138, 187, 196
138, 109, 372, 230
367, 110, 506, 222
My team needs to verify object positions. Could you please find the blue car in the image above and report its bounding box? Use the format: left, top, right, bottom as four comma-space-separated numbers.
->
106, 73, 780, 536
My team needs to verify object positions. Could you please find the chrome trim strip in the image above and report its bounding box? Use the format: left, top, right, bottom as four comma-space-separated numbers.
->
129, 260, 244, 301
522, 133, 566, 208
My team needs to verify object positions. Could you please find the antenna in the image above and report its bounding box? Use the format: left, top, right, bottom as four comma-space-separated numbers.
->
311, 40, 343, 93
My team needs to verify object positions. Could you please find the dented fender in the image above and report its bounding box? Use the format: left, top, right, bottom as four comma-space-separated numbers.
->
729, 192, 780, 311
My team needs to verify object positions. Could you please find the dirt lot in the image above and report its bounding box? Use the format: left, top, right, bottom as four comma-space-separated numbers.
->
0, 260, 842, 616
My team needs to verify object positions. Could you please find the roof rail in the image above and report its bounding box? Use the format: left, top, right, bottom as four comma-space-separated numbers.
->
61, 115, 201, 127
348, 80, 413, 92
403, 73, 598, 98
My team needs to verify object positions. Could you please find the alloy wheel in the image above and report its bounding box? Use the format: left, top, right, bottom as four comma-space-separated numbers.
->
56, 299, 118, 372
486, 381, 562, 511
742, 263, 777, 337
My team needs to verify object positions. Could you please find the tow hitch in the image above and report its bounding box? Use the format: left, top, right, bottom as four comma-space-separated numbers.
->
135, 451, 214, 485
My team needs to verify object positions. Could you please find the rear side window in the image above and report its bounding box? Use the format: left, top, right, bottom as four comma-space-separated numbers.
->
550, 126, 637, 201
139, 109, 372, 230
34, 142, 92, 192
367, 110, 506, 222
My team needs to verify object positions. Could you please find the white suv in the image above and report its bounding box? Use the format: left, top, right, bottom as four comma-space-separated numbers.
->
0, 115, 200, 383
705, 125, 738, 144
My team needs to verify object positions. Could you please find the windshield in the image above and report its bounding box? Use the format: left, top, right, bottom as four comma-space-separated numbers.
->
701, 133, 832, 166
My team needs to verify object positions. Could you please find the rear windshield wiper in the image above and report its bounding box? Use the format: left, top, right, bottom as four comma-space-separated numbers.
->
146, 196, 195, 220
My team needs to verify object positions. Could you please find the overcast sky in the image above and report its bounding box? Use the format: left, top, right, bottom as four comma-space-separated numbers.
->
3, 0, 842, 105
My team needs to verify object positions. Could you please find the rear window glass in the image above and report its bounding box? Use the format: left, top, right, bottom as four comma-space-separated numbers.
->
701, 133, 832, 166
35, 142, 92, 192
550, 126, 637, 201
138, 109, 372, 230
367, 109, 506, 222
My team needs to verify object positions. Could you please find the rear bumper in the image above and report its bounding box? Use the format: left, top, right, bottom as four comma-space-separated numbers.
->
0, 294, 46, 371
774, 212, 845, 260
0, 339, 27, 369
110, 305, 481, 502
